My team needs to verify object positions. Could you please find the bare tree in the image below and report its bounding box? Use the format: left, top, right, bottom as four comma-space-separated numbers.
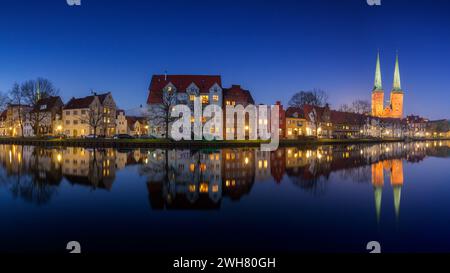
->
288, 88, 329, 137
351, 100, 371, 115
0, 91, 9, 112
80, 107, 104, 138
338, 103, 352, 113
8, 83, 29, 137
7, 78, 59, 136
339, 100, 371, 115
288, 88, 328, 108
148, 89, 178, 139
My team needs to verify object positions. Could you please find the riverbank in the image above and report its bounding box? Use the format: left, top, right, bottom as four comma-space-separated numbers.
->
0, 137, 447, 149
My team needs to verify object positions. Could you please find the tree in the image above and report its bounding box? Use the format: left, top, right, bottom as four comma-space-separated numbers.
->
288, 88, 329, 137
339, 100, 370, 115
351, 100, 371, 115
21, 78, 59, 136
147, 88, 178, 139
81, 105, 104, 137
0, 91, 8, 112
8, 83, 28, 137
288, 88, 328, 108
338, 103, 352, 113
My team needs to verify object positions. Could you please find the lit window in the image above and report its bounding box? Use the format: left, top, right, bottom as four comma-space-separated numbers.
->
190, 95, 195, 101
199, 183, 208, 193
201, 95, 209, 104
213, 95, 219, 102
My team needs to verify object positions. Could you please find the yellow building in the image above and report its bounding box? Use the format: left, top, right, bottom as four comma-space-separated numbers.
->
285, 107, 310, 138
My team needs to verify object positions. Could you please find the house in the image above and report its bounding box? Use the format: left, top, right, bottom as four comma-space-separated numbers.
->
5, 104, 33, 137
330, 110, 366, 139
147, 75, 223, 138
403, 115, 428, 138
126, 116, 149, 136
28, 96, 64, 136
0, 110, 7, 136
116, 110, 127, 134
63, 92, 117, 138
222, 85, 255, 139
285, 107, 310, 138
298, 104, 332, 138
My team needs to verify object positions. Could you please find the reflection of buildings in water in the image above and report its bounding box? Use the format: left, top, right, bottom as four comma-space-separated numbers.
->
62, 147, 116, 190
254, 150, 271, 182
270, 148, 285, 183
146, 149, 223, 209
222, 149, 255, 200
371, 159, 404, 223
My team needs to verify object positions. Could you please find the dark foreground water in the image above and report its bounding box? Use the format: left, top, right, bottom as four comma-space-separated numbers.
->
0, 141, 449, 253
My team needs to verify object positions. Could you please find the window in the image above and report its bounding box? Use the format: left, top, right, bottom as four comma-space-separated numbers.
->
66, 120, 70, 125
40, 105, 47, 110
189, 95, 195, 101
73, 120, 78, 125
213, 95, 219, 102
66, 111, 70, 115
81, 110, 86, 115
201, 95, 209, 104
73, 110, 78, 115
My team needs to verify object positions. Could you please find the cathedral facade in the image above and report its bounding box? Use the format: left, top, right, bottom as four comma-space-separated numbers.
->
371, 52, 404, 119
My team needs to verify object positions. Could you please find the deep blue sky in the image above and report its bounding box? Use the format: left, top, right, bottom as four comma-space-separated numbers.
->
0, 0, 449, 119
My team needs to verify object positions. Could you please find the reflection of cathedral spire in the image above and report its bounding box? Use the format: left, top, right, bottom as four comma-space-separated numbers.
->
393, 186, 402, 220
371, 162, 384, 224
374, 186, 382, 224
390, 159, 404, 220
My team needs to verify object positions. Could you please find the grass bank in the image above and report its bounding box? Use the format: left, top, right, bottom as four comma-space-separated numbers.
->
0, 137, 446, 149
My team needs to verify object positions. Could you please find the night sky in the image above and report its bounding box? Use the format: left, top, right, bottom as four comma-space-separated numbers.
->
0, 0, 449, 119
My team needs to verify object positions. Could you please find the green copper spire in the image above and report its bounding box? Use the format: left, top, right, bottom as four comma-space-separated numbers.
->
373, 52, 383, 91
36, 81, 41, 102
392, 53, 402, 92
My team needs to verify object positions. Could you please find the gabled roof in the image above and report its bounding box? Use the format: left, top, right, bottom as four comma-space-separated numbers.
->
63, 93, 109, 110
147, 75, 222, 104
223, 85, 255, 104
285, 107, 306, 119
126, 116, 147, 130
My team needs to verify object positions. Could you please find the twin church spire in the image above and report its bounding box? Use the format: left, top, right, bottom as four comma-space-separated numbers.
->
371, 51, 404, 119
373, 51, 402, 93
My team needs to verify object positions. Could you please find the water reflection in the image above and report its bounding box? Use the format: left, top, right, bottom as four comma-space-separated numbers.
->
0, 141, 448, 216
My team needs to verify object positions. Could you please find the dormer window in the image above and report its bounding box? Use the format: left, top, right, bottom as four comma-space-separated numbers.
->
40, 105, 47, 110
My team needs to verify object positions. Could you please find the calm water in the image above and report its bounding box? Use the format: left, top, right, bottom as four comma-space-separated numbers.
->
0, 141, 449, 253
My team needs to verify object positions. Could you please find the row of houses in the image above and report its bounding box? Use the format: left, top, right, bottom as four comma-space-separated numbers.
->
146, 75, 449, 140
283, 104, 438, 139
0, 92, 149, 138
0, 74, 447, 139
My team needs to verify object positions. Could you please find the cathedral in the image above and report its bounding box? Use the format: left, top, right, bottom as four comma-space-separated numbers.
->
371, 52, 404, 119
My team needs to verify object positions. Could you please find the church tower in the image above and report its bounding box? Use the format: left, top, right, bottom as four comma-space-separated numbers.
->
371, 52, 385, 117
389, 53, 404, 118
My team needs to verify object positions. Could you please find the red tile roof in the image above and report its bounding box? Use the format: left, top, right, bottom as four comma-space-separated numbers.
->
63, 92, 109, 110
330, 110, 366, 125
147, 75, 222, 104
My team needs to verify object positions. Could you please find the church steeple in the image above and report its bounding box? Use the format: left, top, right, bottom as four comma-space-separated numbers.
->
392, 53, 402, 92
373, 51, 383, 92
